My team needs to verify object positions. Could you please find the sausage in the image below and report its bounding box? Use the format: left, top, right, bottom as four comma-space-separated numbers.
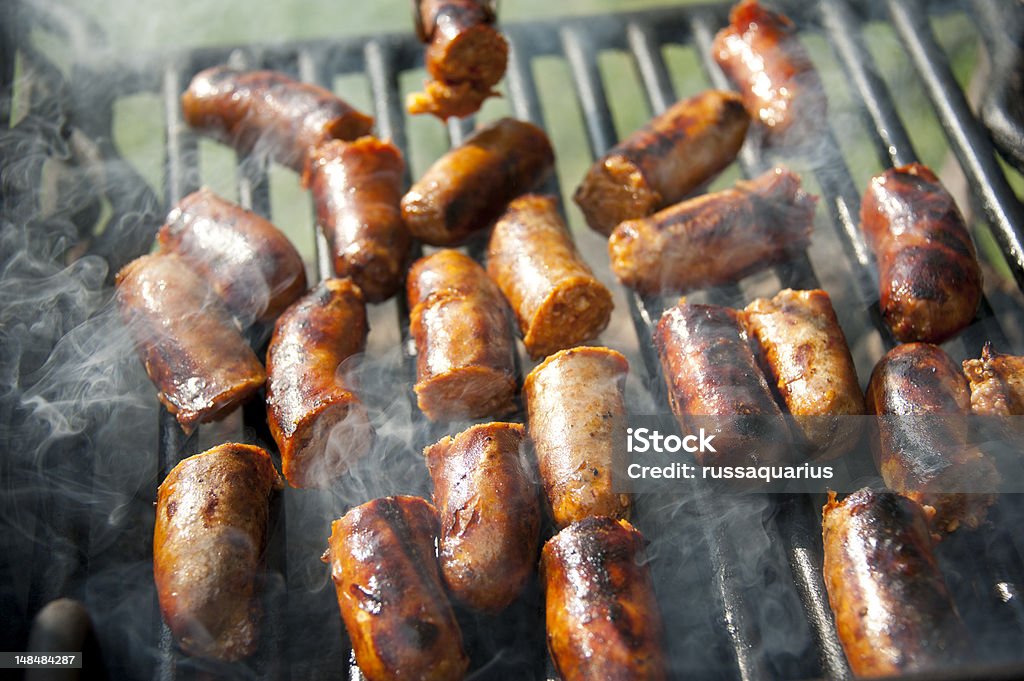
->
304, 137, 411, 303
423, 422, 540, 613
487, 194, 613, 360
866, 343, 999, 533
407, 0, 508, 119
609, 167, 816, 295
156, 188, 307, 325
860, 163, 982, 343
963, 342, 1024, 415
541, 516, 667, 681
181, 66, 374, 171
115, 254, 265, 434
822, 489, 973, 677
408, 249, 517, 421
712, 0, 828, 146
401, 117, 554, 246
743, 288, 864, 459
265, 279, 373, 488
574, 89, 750, 235
523, 346, 631, 528
154, 443, 283, 661
326, 496, 468, 681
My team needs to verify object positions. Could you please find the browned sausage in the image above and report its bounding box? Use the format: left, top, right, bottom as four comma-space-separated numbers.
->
181, 66, 374, 171
401, 118, 554, 246
822, 489, 973, 678
156, 188, 307, 325
304, 137, 411, 303
541, 516, 667, 681
963, 342, 1024, 415
154, 443, 283, 661
423, 422, 540, 613
326, 496, 468, 681
866, 343, 999, 534
487, 194, 613, 360
408, 249, 517, 421
265, 279, 373, 488
609, 167, 816, 295
574, 89, 750, 235
712, 0, 828, 147
860, 163, 982, 343
523, 346, 631, 528
115, 254, 265, 434
743, 288, 864, 459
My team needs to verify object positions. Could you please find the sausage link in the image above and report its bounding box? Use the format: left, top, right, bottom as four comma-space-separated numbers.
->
487, 194, 613, 360
154, 443, 283, 661
963, 342, 1024, 415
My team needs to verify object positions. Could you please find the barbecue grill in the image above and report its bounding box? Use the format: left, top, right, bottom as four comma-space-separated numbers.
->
3, 0, 1024, 679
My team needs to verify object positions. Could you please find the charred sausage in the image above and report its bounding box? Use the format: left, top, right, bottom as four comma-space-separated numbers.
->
304, 137, 411, 303
574, 89, 750, 235
408, 249, 517, 421
860, 163, 982, 343
822, 489, 973, 677
115, 254, 265, 434
327, 496, 468, 681
487, 194, 613, 360
401, 117, 554, 246
154, 443, 283, 661
963, 342, 1024, 415
424, 422, 540, 612
542, 516, 667, 681
609, 167, 816, 295
266, 279, 373, 488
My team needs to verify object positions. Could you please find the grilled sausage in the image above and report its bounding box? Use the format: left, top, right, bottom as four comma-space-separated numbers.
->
860, 163, 982, 343
523, 346, 631, 528
266, 279, 372, 488
401, 117, 554, 246
822, 489, 973, 678
542, 516, 667, 681
424, 422, 540, 612
181, 66, 374, 171
154, 443, 283, 661
712, 0, 828, 146
408, 249, 517, 421
655, 302, 790, 467
574, 89, 750, 235
963, 342, 1024, 415
609, 167, 816, 295
115, 254, 265, 434
487, 194, 613, 360
304, 137, 411, 303
327, 496, 468, 681
866, 343, 999, 533
156, 188, 307, 325
743, 288, 864, 459
407, 0, 508, 119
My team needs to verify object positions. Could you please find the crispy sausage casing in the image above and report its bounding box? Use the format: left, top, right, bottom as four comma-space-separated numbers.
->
860, 163, 982, 343
401, 118, 554, 245
305, 137, 411, 303
866, 343, 998, 533
487, 194, 613, 360
424, 422, 540, 613
542, 516, 667, 681
328, 496, 468, 681
116, 254, 265, 434
523, 346, 631, 528
609, 167, 816, 295
181, 66, 374, 171
154, 443, 283, 661
743, 289, 864, 459
822, 489, 972, 678
574, 89, 750, 235
712, 0, 827, 145
156, 188, 307, 324
408, 249, 517, 421
963, 342, 1024, 415
266, 279, 372, 488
